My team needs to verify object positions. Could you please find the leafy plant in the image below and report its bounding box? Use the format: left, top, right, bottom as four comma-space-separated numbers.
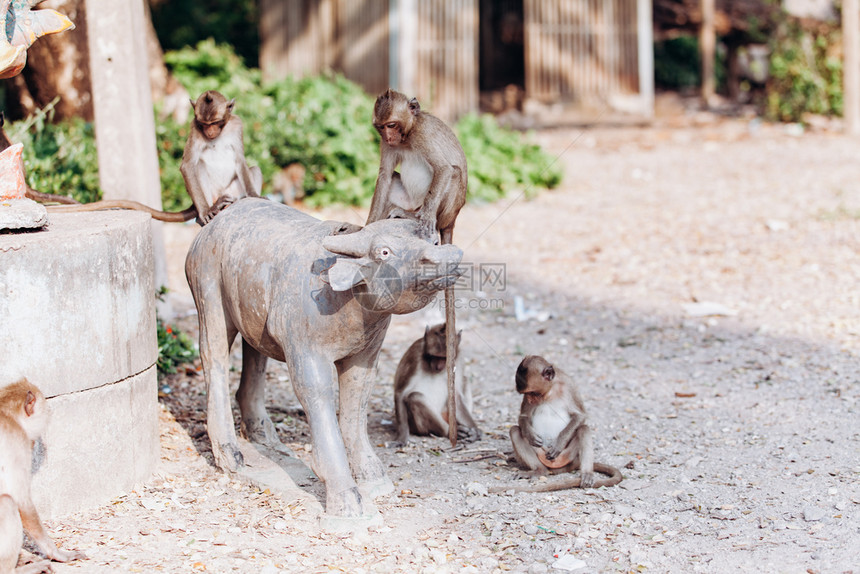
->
6, 99, 102, 203
10, 41, 562, 209
455, 113, 562, 202
766, 17, 843, 122
156, 318, 198, 375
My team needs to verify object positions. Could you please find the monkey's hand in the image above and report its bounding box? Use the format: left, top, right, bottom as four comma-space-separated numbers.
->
526, 433, 544, 449
544, 443, 562, 461
580, 471, 595, 488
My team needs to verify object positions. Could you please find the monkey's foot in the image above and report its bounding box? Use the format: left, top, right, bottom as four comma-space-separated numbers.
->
579, 471, 595, 488
48, 548, 87, 563
416, 217, 438, 242
359, 476, 395, 500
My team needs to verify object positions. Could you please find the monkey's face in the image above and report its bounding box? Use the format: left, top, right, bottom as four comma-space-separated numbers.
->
515, 355, 554, 404
373, 91, 416, 147
375, 120, 407, 146
201, 121, 225, 140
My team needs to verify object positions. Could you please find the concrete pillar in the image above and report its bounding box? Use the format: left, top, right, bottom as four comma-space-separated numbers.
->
700, 0, 716, 107
85, 0, 172, 317
844, 0, 860, 135
0, 211, 159, 518
637, 0, 654, 118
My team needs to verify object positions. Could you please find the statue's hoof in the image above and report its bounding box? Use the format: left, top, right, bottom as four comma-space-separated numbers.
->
215, 442, 245, 473
359, 476, 395, 500
319, 509, 383, 533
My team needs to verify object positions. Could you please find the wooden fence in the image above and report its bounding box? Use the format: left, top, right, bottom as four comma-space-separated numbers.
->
259, 0, 651, 119
524, 0, 642, 105
259, 0, 390, 96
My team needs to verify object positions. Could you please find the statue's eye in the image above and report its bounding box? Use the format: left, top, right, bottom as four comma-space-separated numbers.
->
379, 247, 391, 259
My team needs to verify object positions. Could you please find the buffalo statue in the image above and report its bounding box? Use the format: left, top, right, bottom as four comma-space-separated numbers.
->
185, 198, 462, 521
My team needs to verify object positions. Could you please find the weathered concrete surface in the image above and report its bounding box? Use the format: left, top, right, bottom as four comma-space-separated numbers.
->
0, 198, 48, 231
32, 366, 159, 519
0, 211, 157, 396
0, 210, 158, 518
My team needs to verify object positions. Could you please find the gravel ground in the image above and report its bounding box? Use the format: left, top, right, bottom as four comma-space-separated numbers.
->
42, 103, 859, 573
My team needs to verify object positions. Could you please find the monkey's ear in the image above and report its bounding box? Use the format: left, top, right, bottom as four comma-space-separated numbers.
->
227, 99, 236, 112
326, 258, 366, 291
541, 365, 555, 381
189, 98, 196, 110
24, 390, 36, 417
408, 97, 420, 115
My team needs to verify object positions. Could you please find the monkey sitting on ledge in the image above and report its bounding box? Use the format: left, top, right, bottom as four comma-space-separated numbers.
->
490, 355, 622, 493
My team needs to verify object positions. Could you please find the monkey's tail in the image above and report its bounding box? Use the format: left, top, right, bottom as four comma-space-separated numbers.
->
47, 200, 197, 222
25, 188, 80, 205
488, 462, 623, 494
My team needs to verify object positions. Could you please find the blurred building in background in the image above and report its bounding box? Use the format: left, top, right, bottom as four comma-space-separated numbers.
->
259, 0, 655, 121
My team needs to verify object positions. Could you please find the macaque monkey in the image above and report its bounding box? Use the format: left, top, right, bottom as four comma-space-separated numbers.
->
47, 91, 262, 225
0, 380, 86, 571
494, 356, 622, 493
366, 89, 467, 243
270, 162, 306, 205
180, 90, 262, 226
367, 89, 468, 445
392, 324, 480, 445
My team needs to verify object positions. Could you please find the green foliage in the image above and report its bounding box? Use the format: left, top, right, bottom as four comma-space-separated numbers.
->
654, 35, 727, 91
8, 41, 561, 209
766, 18, 843, 122
6, 100, 102, 203
455, 113, 562, 202
163, 39, 260, 98
654, 36, 702, 89
156, 318, 198, 375
150, 0, 259, 68
162, 41, 561, 208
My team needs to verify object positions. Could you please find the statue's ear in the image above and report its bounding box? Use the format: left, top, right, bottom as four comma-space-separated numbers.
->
326, 258, 367, 291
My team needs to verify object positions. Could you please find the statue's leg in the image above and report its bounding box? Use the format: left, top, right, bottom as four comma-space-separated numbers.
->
288, 353, 365, 518
191, 281, 242, 472
336, 344, 394, 500
236, 338, 279, 446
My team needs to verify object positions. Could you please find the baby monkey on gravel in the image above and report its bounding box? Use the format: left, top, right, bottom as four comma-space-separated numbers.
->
393, 324, 481, 445
500, 355, 622, 493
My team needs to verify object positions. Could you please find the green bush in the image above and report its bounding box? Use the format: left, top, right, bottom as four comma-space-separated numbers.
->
455, 113, 562, 202
156, 318, 198, 375
10, 41, 562, 209
766, 18, 842, 122
6, 100, 101, 203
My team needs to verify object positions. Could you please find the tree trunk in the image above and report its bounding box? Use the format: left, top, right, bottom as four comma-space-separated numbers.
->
2, 0, 93, 121
1, 0, 179, 123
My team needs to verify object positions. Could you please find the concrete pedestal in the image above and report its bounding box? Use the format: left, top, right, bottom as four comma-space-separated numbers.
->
0, 211, 159, 518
